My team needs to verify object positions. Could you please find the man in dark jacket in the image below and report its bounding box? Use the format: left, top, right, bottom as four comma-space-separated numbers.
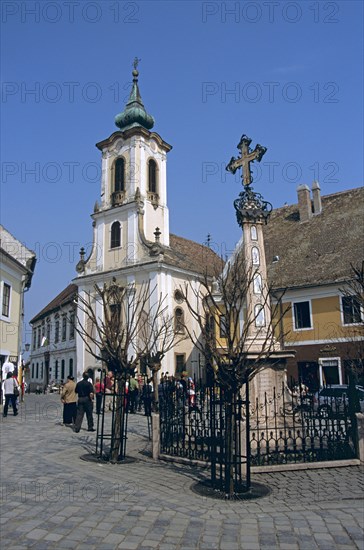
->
74, 372, 95, 432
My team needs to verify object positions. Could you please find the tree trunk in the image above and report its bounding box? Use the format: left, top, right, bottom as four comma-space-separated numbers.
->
150, 363, 161, 413
110, 375, 126, 462
224, 390, 235, 497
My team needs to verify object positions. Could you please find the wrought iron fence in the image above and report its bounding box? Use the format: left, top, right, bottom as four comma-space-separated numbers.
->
159, 378, 359, 474
159, 379, 250, 494
250, 382, 359, 466
95, 369, 130, 462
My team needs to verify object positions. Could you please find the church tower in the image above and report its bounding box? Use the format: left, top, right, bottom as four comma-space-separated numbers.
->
74, 61, 222, 381
78, 60, 172, 275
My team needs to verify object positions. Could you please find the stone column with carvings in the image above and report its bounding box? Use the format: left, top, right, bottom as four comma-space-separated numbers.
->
227, 135, 295, 416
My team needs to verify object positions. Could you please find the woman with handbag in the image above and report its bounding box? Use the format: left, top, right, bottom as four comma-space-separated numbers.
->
2, 372, 19, 417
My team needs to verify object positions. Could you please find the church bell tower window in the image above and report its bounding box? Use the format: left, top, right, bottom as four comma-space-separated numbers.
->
112, 158, 126, 206
114, 158, 125, 192
148, 159, 157, 193
111, 221, 121, 249
147, 159, 159, 208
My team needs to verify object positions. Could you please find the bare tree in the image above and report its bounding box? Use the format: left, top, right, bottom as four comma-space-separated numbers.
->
180, 250, 289, 496
181, 251, 286, 390
74, 278, 184, 461
338, 262, 364, 385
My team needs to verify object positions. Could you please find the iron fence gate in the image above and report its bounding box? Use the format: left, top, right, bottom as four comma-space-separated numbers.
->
160, 380, 250, 493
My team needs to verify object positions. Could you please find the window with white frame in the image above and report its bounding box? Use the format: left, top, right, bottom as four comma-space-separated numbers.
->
251, 247, 260, 266
253, 273, 262, 294
255, 304, 266, 327
319, 358, 342, 386
148, 159, 158, 193
174, 307, 185, 333
219, 314, 228, 338
69, 312, 75, 340
61, 315, 67, 341
2, 283, 11, 317
110, 221, 121, 249
46, 319, 51, 344
55, 316, 60, 343
293, 301, 312, 330
114, 157, 125, 192
342, 295, 362, 325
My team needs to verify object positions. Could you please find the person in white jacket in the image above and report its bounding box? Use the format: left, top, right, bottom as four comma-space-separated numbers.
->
2, 372, 18, 417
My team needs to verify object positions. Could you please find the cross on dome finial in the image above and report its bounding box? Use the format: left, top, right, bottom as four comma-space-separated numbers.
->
115, 58, 155, 131
132, 57, 141, 79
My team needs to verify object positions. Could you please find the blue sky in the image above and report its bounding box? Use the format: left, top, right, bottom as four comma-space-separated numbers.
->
1, 0, 363, 344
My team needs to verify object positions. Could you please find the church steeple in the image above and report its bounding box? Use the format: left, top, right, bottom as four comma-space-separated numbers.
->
115, 58, 155, 131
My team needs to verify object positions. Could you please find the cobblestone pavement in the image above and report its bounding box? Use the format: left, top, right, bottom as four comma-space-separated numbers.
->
1, 394, 363, 550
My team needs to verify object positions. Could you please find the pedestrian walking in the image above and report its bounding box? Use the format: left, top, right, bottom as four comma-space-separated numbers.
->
74, 372, 95, 432
137, 374, 144, 412
60, 375, 77, 426
143, 378, 153, 416
105, 370, 114, 411
2, 372, 19, 417
94, 377, 104, 415
128, 373, 139, 413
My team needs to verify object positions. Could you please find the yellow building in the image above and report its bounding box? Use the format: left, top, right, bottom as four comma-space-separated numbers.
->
0, 225, 36, 376
264, 184, 364, 389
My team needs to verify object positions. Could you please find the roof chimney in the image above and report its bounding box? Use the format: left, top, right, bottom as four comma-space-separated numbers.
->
312, 180, 322, 215
297, 184, 312, 222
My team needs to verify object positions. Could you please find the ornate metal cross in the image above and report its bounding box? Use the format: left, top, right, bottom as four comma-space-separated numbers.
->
133, 57, 141, 70
226, 135, 267, 187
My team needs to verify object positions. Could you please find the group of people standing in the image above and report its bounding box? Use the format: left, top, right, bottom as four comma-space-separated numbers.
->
60, 372, 95, 432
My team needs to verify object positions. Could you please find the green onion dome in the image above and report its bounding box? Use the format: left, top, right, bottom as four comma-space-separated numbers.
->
115, 63, 154, 131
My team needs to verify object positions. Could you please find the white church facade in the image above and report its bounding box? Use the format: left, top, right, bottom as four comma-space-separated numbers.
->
74, 62, 221, 380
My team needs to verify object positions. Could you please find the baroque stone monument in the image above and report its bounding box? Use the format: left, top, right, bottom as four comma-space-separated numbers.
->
226, 135, 295, 414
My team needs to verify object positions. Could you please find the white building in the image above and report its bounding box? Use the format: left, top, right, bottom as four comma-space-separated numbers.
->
29, 284, 77, 391
0, 225, 36, 377
74, 64, 221, 380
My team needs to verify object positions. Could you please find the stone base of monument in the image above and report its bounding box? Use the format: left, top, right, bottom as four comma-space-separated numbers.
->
248, 350, 295, 408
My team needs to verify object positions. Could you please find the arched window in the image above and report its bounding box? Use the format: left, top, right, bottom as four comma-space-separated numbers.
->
114, 158, 125, 192
111, 221, 121, 248
253, 273, 263, 294
255, 305, 266, 327
148, 159, 157, 193
251, 225, 258, 240
54, 316, 60, 343
252, 247, 260, 266
69, 358, 74, 377
174, 307, 185, 333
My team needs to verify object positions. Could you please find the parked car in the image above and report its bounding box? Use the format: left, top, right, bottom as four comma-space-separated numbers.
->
313, 385, 364, 417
